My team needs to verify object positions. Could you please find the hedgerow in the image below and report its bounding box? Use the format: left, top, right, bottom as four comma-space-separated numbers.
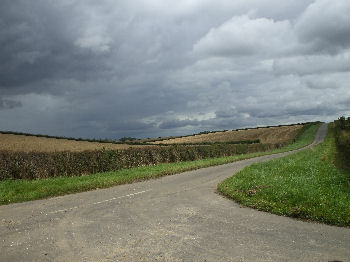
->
334, 116, 350, 170
0, 142, 289, 180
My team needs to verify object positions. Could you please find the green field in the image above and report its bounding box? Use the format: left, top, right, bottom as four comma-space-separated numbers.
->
218, 125, 350, 227
0, 122, 320, 205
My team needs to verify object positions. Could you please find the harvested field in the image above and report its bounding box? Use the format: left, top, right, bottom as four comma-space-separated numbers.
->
151, 125, 304, 145
0, 134, 147, 152
0, 123, 316, 180
0, 124, 305, 152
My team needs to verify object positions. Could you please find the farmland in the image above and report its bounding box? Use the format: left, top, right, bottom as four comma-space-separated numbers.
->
0, 133, 147, 152
0, 122, 321, 204
0, 122, 319, 182
0, 124, 305, 152
150, 124, 303, 145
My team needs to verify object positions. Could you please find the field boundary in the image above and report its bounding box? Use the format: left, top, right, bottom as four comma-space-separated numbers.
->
0, 122, 314, 145
0, 122, 321, 205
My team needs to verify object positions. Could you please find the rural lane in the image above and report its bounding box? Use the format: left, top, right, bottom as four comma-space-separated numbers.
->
1, 123, 349, 262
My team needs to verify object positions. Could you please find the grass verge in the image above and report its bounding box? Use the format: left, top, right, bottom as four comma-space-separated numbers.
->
218, 125, 350, 227
0, 123, 321, 205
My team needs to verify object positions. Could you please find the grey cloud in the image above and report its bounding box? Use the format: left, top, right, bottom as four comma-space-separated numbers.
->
273, 53, 350, 76
0, 0, 349, 139
193, 15, 294, 58
0, 97, 22, 110
215, 108, 239, 119
0, 1, 112, 94
295, 0, 350, 54
159, 119, 201, 129
305, 79, 340, 90
105, 118, 157, 132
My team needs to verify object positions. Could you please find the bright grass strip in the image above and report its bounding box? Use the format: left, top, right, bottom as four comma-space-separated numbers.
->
0, 123, 320, 205
218, 125, 350, 227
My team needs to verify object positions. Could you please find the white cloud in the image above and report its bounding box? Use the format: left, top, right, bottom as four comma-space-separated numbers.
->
75, 35, 111, 53
295, 0, 350, 54
75, 26, 112, 53
1, 0, 350, 138
193, 14, 295, 57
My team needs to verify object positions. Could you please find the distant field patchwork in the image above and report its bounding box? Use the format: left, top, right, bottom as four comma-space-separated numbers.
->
0, 123, 316, 182
0, 124, 305, 153
151, 125, 304, 145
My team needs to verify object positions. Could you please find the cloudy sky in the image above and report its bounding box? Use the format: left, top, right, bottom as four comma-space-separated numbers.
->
1, 0, 350, 139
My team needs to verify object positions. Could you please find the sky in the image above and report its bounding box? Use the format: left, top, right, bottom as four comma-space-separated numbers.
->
1, 0, 350, 139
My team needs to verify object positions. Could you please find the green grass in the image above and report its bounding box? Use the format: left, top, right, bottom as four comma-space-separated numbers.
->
0, 123, 321, 205
267, 122, 321, 152
218, 125, 350, 227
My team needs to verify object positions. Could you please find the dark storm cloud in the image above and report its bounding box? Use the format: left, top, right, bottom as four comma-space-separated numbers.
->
0, 97, 22, 110
159, 119, 201, 129
0, 0, 349, 138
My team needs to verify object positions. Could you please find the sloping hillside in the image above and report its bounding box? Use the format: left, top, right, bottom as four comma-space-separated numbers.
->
0, 124, 306, 152
151, 125, 304, 145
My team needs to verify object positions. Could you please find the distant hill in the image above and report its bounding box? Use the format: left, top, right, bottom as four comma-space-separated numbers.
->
0, 122, 313, 152
146, 123, 310, 145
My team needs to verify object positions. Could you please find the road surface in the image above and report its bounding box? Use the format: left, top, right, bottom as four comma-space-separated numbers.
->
1, 123, 349, 261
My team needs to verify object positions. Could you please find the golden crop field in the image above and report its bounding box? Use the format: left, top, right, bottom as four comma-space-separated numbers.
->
0, 124, 304, 152
0, 134, 148, 152
151, 125, 304, 144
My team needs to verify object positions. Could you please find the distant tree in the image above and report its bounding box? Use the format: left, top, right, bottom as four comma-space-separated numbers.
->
338, 116, 346, 129
119, 137, 137, 142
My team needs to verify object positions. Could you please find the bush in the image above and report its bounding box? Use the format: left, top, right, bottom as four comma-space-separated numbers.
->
334, 117, 350, 170
337, 116, 350, 130
0, 142, 289, 181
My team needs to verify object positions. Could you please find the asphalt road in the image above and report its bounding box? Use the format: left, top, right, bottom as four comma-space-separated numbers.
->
1, 123, 349, 262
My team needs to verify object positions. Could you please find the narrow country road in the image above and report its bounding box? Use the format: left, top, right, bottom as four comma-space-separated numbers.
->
1, 123, 349, 262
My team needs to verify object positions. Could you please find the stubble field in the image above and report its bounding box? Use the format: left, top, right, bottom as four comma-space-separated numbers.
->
0, 133, 147, 152
0, 124, 304, 153
151, 125, 304, 145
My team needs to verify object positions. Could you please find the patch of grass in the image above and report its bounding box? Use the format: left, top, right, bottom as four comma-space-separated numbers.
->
218, 125, 350, 227
0, 123, 321, 205
267, 122, 321, 152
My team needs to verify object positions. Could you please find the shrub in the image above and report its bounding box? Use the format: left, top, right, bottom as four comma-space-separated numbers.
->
0, 142, 289, 181
334, 117, 350, 170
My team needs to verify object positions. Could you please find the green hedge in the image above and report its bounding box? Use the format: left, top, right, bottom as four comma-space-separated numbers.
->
0, 142, 289, 181
152, 139, 260, 146
334, 117, 350, 170
336, 116, 350, 130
